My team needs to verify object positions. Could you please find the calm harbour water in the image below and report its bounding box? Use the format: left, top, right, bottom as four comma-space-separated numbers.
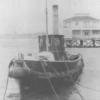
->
0, 38, 100, 100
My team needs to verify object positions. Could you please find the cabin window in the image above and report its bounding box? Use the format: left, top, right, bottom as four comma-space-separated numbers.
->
39, 36, 46, 51
51, 37, 60, 50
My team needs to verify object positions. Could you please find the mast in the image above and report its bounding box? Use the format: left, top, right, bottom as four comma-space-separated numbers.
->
46, 0, 49, 51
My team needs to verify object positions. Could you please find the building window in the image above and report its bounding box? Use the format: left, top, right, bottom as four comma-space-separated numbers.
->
83, 30, 90, 36
72, 30, 81, 35
75, 21, 79, 26
92, 30, 100, 34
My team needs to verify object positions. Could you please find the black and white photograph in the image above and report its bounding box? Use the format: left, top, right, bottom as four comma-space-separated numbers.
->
0, 0, 100, 100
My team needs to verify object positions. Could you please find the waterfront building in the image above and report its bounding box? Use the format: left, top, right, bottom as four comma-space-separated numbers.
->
63, 14, 100, 39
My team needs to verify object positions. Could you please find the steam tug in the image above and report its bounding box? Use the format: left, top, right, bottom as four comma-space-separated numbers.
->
8, 3, 84, 99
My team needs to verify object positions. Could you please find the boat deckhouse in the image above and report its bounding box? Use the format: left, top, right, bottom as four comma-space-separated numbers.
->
63, 14, 100, 39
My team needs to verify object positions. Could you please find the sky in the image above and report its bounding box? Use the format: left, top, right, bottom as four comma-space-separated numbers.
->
0, 0, 100, 34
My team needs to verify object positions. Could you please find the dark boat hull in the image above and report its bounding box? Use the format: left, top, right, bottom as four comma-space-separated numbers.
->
9, 54, 84, 82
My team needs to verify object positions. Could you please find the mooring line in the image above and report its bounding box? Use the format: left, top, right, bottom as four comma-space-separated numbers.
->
3, 67, 10, 100
40, 60, 61, 100
73, 86, 85, 100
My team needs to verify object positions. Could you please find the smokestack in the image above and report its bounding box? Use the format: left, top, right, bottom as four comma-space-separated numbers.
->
53, 5, 59, 34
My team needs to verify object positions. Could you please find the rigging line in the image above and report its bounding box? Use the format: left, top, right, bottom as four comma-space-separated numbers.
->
40, 60, 61, 100
45, 0, 49, 51
77, 83, 100, 93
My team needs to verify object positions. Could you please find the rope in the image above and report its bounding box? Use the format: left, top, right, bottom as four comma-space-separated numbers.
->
3, 67, 10, 100
77, 83, 100, 93
74, 87, 85, 100
74, 82, 100, 100
40, 60, 61, 100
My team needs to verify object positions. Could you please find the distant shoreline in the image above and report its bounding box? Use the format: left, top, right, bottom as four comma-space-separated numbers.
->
0, 33, 45, 39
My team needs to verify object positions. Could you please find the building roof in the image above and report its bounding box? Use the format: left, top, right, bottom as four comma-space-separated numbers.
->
64, 15, 100, 22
